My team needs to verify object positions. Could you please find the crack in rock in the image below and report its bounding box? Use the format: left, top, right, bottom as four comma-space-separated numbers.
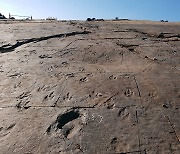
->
157, 32, 180, 39
0, 31, 91, 53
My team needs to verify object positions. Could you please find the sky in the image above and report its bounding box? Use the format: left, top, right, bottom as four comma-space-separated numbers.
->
0, 0, 180, 21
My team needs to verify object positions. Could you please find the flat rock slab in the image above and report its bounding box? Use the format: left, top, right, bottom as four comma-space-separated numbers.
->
0, 20, 180, 153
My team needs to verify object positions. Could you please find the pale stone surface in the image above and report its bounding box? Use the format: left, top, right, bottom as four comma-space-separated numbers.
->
0, 20, 179, 153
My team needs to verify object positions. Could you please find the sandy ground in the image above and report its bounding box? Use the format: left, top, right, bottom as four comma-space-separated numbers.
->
0, 20, 180, 154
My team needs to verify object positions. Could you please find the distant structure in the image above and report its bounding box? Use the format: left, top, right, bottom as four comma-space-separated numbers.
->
86, 18, 96, 21
0, 13, 7, 19
160, 20, 168, 22
9, 13, 32, 20
96, 19, 104, 21
86, 18, 104, 21
113, 17, 129, 21
46, 17, 57, 21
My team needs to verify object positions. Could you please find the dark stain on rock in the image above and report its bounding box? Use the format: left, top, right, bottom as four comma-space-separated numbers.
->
47, 110, 80, 134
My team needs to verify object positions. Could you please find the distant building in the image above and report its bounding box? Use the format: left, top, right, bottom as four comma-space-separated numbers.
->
160, 20, 168, 22
46, 17, 57, 20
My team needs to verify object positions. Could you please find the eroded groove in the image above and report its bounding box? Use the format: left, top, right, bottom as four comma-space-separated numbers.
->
135, 108, 142, 153
127, 28, 153, 38
93, 92, 119, 107
52, 39, 81, 56
0, 105, 95, 109
117, 43, 139, 48
157, 33, 180, 39
103, 37, 137, 40
120, 51, 124, 64
166, 115, 180, 143
53, 80, 68, 107
133, 76, 141, 97
0, 31, 91, 53
119, 149, 147, 154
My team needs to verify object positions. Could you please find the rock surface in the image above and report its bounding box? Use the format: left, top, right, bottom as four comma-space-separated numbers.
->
0, 20, 180, 154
